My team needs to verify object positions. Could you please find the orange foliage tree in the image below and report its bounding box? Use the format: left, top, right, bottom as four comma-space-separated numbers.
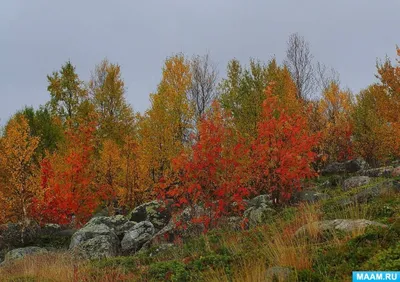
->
318, 82, 354, 163
0, 115, 40, 223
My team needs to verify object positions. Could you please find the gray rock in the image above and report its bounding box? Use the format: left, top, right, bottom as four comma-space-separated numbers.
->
4, 247, 48, 262
295, 219, 387, 237
245, 194, 273, 208
0, 221, 40, 251
85, 215, 135, 237
359, 167, 394, 178
291, 190, 331, 203
352, 180, 400, 204
40, 224, 61, 236
343, 176, 371, 191
121, 221, 155, 254
322, 158, 368, 176
243, 194, 275, 227
266, 266, 293, 281
128, 201, 170, 232
244, 206, 275, 228
72, 235, 119, 260
69, 223, 117, 249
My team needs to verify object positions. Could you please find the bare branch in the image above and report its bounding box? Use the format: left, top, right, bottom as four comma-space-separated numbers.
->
284, 33, 315, 100
188, 54, 219, 120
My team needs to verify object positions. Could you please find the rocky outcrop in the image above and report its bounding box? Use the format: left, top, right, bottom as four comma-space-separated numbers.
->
4, 247, 48, 263
343, 176, 371, 191
121, 221, 155, 254
295, 219, 387, 237
69, 222, 119, 259
128, 201, 170, 232
321, 158, 368, 176
68, 215, 138, 259
85, 215, 136, 238
73, 235, 119, 260
352, 180, 400, 204
359, 167, 395, 178
0, 221, 40, 251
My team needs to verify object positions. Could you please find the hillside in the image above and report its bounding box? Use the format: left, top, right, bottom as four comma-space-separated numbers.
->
0, 159, 399, 281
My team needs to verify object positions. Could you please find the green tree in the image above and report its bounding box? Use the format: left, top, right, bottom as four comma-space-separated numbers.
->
17, 106, 64, 161
47, 61, 89, 123
89, 59, 135, 144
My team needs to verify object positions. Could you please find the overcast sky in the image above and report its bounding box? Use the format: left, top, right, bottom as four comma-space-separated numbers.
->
1, 0, 399, 124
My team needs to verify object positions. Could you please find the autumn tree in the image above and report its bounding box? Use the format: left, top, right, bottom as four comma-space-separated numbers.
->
31, 117, 107, 226
249, 84, 319, 203
220, 58, 301, 138
0, 115, 40, 224
353, 85, 395, 165
89, 59, 135, 145
158, 102, 250, 229
318, 82, 354, 163
96, 139, 122, 213
374, 48, 400, 158
139, 54, 193, 187
47, 61, 90, 124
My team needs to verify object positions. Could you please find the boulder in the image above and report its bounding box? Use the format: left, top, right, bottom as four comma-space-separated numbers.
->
4, 246, 48, 262
291, 190, 331, 203
321, 158, 368, 176
69, 220, 120, 259
295, 219, 387, 237
343, 176, 371, 191
69, 223, 118, 249
72, 235, 119, 260
121, 221, 155, 254
392, 166, 400, 177
85, 215, 136, 238
359, 167, 394, 178
352, 180, 400, 204
266, 266, 294, 281
128, 201, 170, 232
244, 194, 272, 208
244, 206, 275, 228
0, 221, 40, 251
244, 194, 275, 227
40, 224, 61, 236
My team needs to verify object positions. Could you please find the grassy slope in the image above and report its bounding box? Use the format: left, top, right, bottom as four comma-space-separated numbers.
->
1, 176, 399, 282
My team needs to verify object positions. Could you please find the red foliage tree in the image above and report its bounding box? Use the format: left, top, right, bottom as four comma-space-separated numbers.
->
249, 84, 319, 203
158, 102, 250, 230
30, 121, 111, 226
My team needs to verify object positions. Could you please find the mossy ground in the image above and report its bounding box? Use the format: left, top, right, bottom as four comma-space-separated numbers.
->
1, 175, 399, 281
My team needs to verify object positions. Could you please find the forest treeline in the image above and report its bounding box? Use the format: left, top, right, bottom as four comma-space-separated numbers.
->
0, 34, 399, 229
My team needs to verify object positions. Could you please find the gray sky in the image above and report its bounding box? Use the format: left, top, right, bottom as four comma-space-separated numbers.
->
1, 0, 399, 124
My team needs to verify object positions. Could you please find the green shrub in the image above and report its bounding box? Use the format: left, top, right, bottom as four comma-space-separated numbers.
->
363, 243, 400, 270
148, 260, 189, 282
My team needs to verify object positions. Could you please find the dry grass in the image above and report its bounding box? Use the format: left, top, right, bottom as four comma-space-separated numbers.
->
0, 251, 78, 281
